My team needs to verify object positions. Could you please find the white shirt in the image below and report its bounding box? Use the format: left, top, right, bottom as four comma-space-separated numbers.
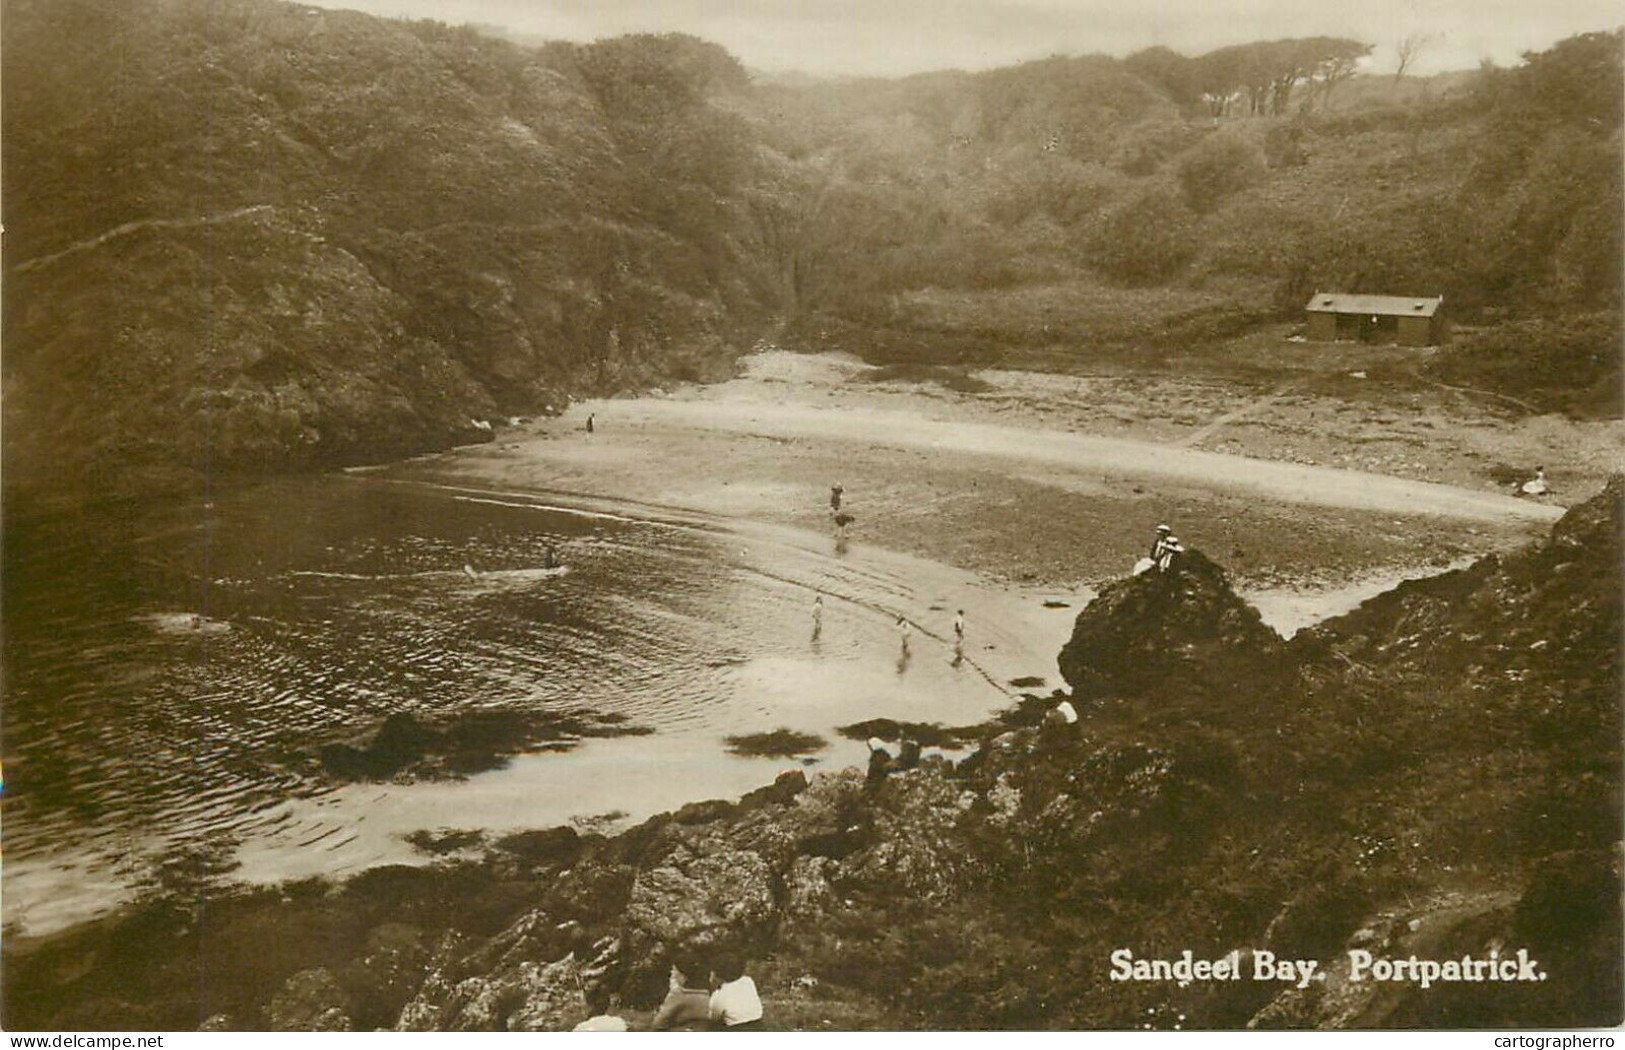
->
709, 976, 763, 1026
572, 1015, 628, 1032
1056, 700, 1078, 724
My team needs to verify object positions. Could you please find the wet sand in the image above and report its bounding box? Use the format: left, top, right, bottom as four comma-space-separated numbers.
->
383, 351, 1568, 593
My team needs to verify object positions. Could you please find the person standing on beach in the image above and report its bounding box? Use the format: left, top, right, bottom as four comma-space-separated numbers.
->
811, 594, 824, 641
830, 484, 844, 513
586, 412, 595, 434
952, 609, 966, 663
897, 616, 911, 654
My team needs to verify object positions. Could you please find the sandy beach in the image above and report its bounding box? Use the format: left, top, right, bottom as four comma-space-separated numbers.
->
379, 350, 1589, 595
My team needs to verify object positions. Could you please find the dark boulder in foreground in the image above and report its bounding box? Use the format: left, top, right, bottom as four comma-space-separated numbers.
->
318, 709, 654, 782
1058, 547, 1283, 700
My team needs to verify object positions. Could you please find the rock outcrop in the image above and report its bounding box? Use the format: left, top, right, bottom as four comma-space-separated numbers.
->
268, 968, 353, 1032
1058, 547, 1283, 700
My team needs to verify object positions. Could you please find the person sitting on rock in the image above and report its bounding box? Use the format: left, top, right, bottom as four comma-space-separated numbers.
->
1136, 524, 1176, 575
1040, 697, 1080, 747
649, 952, 712, 1032
1520, 466, 1550, 497
1155, 534, 1184, 574
571, 983, 628, 1031
707, 952, 763, 1030
1149, 524, 1172, 560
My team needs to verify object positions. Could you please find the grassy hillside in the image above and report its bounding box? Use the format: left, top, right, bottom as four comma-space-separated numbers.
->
761, 33, 1622, 410
4, 2, 1619, 493
3, 0, 780, 487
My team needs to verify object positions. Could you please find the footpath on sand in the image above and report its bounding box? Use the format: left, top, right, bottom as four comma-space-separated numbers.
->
576, 398, 1565, 526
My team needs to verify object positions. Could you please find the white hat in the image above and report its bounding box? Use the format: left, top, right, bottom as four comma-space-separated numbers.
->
1156, 524, 1171, 533
867, 737, 890, 753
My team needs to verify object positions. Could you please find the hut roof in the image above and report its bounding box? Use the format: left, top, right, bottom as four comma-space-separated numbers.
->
1305, 293, 1443, 318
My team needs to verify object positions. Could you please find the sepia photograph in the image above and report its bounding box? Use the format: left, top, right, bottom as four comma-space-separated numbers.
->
1, 0, 1621, 1035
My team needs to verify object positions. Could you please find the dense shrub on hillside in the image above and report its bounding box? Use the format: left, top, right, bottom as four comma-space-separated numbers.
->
4, 0, 1619, 480
1425, 313, 1624, 419
2, 0, 782, 484
1263, 121, 1308, 168
776, 30, 1618, 380
1456, 31, 1624, 311
1090, 184, 1197, 285
1108, 118, 1205, 177
1469, 127, 1623, 309
1175, 130, 1267, 213
983, 159, 1128, 230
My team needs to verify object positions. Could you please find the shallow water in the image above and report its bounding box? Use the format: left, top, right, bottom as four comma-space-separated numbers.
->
2, 477, 1040, 936
1241, 556, 1477, 638
2, 473, 1436, 936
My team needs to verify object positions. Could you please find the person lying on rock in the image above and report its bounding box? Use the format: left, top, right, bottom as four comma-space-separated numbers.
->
649, 952, 712, 1032
571, 983, 628, 1031
708, 952, 764, 1030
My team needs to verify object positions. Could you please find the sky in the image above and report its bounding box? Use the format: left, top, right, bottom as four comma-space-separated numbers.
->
301, 0, 1621, 78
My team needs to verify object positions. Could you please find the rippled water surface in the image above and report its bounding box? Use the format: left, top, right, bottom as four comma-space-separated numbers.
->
4, 477, 1028, 935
